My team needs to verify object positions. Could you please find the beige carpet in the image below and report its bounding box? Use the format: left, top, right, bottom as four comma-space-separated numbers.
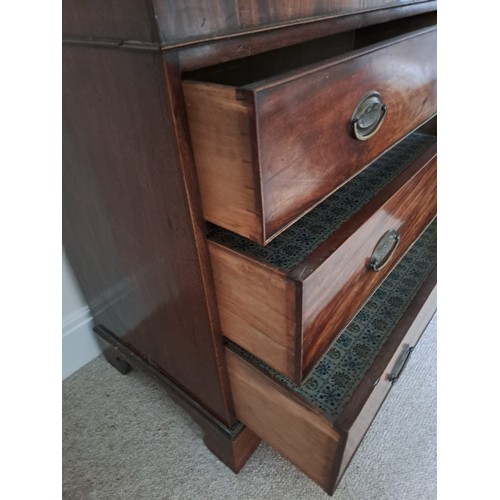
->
63, 314, 436, 500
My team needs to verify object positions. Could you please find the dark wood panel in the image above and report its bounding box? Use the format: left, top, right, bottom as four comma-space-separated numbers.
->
203, 420, 262, 473
178, 6, 436, 71
62, 0, 435, 48
153, 0, 431, 46
300, 150, 437, 377
62, 45, 235, 426
97, 327, 260, 471
184, 27, 436, 244
207, 142, 436, 382
62, 0, 159, 42
255, 27, 436, 238
225, 265, 437, 494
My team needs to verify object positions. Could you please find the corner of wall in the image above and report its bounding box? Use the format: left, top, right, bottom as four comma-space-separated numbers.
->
62, 250, 103, 380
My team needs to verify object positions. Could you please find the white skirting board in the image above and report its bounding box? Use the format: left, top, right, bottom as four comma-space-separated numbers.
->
62, 306, 103, 380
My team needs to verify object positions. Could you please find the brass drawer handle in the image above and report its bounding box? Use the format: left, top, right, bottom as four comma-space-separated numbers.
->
369, 229, 400, 272
351, 91, 388, 141
389, 345, 414, 383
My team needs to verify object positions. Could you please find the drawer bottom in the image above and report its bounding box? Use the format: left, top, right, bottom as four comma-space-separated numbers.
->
225, 222, 437, 494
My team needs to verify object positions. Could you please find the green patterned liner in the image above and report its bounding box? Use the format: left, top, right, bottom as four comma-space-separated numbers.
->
208, 132, 436, 272
228, 220, 437, 423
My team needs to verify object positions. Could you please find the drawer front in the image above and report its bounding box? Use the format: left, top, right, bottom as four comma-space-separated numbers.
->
256, 27, 436, 239
184, 26, 436, 244
299, 147, 437, 378
225, 269, 437, 494
335, 275, 437, 484
208, 138, 436, 383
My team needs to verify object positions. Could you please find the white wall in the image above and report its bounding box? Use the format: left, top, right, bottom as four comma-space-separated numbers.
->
62, 249, 103, 380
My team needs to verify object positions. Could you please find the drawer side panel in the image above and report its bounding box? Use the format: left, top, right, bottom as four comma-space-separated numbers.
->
226, 348, 340, 490
209, 242, 296, 377
183, 82, 263, 242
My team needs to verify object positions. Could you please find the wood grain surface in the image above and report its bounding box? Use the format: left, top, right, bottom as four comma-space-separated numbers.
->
183, 82, 263, 241
203, 420, 261, 473
299, 148, 437, 378
63, 0, 159, 42
255, 27, 436, 238
225, 266, 436, 494
333, 267, 437, 488
96, 325, 260, 472
63, 1, 436, 50
184, 26, 436, 243
226, 348, 341, 491
178, 7, 436, 71
153, 0, 432, 46
209, 145, 436, 382
63, 1, 438, 489
63, 45, 235, 426
209, 243, 296, 377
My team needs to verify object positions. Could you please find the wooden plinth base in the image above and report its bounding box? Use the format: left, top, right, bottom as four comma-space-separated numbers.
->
96, 325, 261, 473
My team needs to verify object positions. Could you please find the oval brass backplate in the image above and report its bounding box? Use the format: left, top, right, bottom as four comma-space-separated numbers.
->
351, 91, 388, 141
369, 229, 400, 272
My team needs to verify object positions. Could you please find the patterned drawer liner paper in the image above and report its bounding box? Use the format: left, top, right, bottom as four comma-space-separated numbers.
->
208, 132, 436, 272
228, 220, 437, 422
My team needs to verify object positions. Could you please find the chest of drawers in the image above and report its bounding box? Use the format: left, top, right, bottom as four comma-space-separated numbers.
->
63, 1, 437, 494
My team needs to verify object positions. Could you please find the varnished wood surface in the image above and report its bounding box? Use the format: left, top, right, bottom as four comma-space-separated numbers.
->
63, 3, 438, 489
209, 243, 296, 377
63, 45, 235, 426
203, 420, 261, 473
183, 82, 262, 241
153, 0, 431, 46
178, 7, 436, 71
333, 267, 437, 488
97, 326, 260, 472
334, 267, 437, 432
209, 239, 298, 379
255, 27, 436, 238
300, 147, 437, 378
184, 26, 436, 243
226, 348, 341, 491
63, 0, 159, 43
225, 266, 436, 494
62, 1, 436, 51
209, 145, 436, 382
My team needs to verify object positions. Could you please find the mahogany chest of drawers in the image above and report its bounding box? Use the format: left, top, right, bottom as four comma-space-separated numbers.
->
63, 1, 437, 494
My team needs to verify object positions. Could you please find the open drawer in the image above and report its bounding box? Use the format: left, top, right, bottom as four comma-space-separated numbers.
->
183, 18, 436, 244
225, 223, 437, 494
209, 132, 436, 383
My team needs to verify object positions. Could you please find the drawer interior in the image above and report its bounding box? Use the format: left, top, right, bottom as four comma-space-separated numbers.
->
184, 12, 436, 86
225, 221, 437, 493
